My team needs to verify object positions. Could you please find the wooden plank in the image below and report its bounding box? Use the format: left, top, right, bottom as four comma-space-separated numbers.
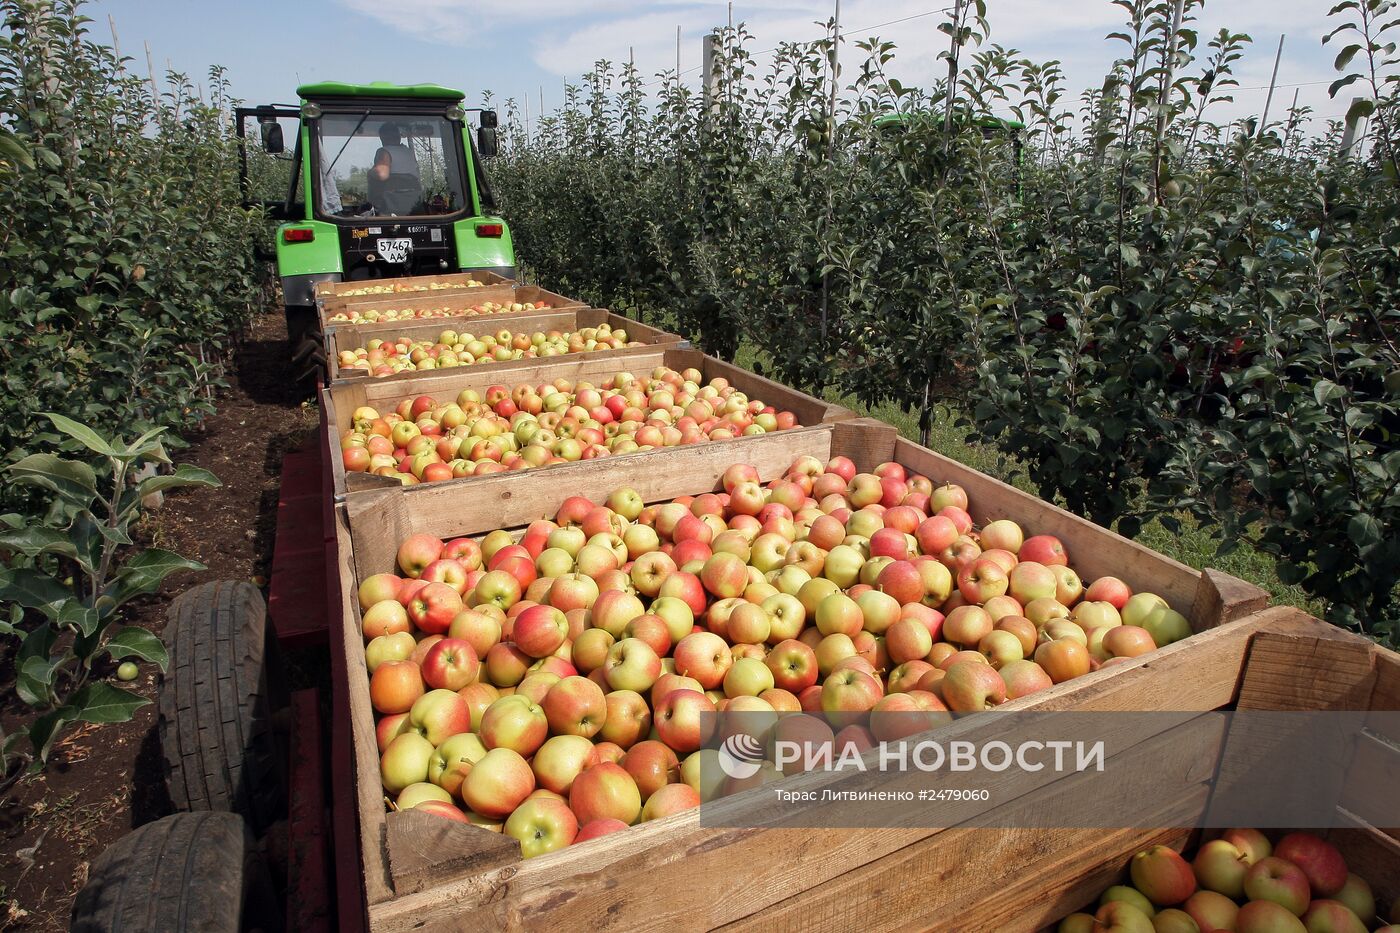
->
325, 309, 685, 385
362, 614, 1275, 931
345, 426, 837, 572
1338, 731, 1400, 833
718, 719, 1220, 933
1369, 646, 1400, 745
1234, 616, 1377, 711
885, 434, 1266, 629
330, 504, 396, 905
384, 809, 519, 896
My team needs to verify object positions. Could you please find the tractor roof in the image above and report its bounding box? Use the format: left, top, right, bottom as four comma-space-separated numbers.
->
296, 81, 466, 102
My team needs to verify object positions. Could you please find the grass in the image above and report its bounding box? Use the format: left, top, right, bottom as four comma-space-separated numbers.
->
733, 345, 1319, 613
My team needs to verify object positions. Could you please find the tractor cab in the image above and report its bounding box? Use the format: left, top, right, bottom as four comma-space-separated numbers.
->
236, 82, 516, 349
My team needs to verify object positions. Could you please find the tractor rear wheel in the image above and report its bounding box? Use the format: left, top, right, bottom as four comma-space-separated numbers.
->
71, 811, 282, 933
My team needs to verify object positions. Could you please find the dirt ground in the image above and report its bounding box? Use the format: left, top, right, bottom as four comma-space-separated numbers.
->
0, 310, 322, 930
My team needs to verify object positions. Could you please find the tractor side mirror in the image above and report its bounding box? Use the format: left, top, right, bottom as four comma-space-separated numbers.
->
260, 120, 284, 154
477, 126, 498, 159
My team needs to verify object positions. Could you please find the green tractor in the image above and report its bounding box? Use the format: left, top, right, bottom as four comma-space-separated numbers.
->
236, 81, 516, 355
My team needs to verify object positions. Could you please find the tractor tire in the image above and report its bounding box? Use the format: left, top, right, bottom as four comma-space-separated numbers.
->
159, 581, 289, 837
71, 811, 282, 933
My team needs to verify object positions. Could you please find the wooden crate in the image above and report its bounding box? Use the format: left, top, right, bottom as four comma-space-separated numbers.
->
318, 283, 580, 331
322, 347, 857, 500
313, 270, 512, 301
329, 417, 1304, 932
323, 309, 687, 386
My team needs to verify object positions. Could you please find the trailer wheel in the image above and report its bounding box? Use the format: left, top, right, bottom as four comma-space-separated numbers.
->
71, 811, 282, 933
159, 581, 289, 836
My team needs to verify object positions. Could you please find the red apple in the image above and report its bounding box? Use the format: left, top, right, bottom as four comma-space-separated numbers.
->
1245, 857, 1312, 916
420, 638, 480, 691
1275, 832, 1348, 897
462, 747, 535, 819
1237, 900, 1308, 933
1131, 845, 1197, 907
569, 762, 642, 826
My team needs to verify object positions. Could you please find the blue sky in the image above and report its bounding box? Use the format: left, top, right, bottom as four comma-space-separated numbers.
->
87, 1, 1360, 130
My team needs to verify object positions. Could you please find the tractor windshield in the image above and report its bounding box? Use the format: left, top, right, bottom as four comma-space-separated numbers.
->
313, 112, 467, 219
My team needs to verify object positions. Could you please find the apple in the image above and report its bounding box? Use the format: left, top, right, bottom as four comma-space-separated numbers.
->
362, 599, 412, 640
1141, 606, 1193, 648
943, 605, 994, 648
1300, 900, 1367, 933
629, 551, 677, 598
365, 631, 417, 672
505, 795, 579, 859
598, 689, 651, 749
621, 739, 679, 800
592, 589, 646, 637
397, 533, 444, 578
420, 638, 480, 691
484, 642, 531, 687
472, 569, 522, 612
886, 617, 934, 665
1131, 845, 1197, 907
1245, 857, 1312, 916
673, 631, 733, 689
1008, 561, 1057, 605
370, 660, 425, 714
726, 602, 772, 645
462, 747, 536, 819
1103, 625, 1158, 659
1274, 833, 1348, 897
821, 668, 883, 728
567, 623, 611, 667
1020, 534, 1068, 566
448, 608, 503, 658
1236, 900, 1308, 933
1184, 890, 1240, 931
640, 782, 701, 821
1049, 565, 1084, 606
1085, 575, 1132, 608
1100, 885, 1156, 918
1057, 914, 1095, 933
763, 638, 818, 693
359, 573, 404, 610
650, 596, 696, 644
1194, 838, 1251, 898
655, 688, 716, 753
941, 660, 1006, 712
479, 694, 549, 757
457, 682, 500, 732
1034, 638, 1091, 683
957, 558, 1010, 603
723, 657, 775, 698
994, 615, 1038, 656
1332, 873, 1375, 925
1093, 901, 1155, 933
574, 817, 630, 843
1148, 909, 1198, 933
428, 731, 488, 796
998, 659, 1053, 698
570, 762, 642, 826
979, 519, 1024, 554
603, 638, 663, 692
1222, 827, 1273, 864
380, 732, 435, 795
869, 691, 949, 743
542, 675, 608, 738
977, 629, 1024, 669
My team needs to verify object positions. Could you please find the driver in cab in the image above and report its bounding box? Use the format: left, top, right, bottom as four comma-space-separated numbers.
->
369, 122, 421, 214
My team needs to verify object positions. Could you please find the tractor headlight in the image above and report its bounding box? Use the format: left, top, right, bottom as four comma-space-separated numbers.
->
301, 102, 322, 120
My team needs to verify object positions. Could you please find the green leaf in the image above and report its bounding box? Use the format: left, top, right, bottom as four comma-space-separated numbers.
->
1314, 379, 1346, 406
0, 567, 72, 616
7, 453, 98, 510
103, 626, 168, 671
1333, 44, 1363, 71
16, 654, 62, 707
107, 549, 205, 606
134, 463, 221, 498
57, 600, 101, 637
1347, 513, 1382, 549
0, 526, 79, 561
66, 682, 151, 724
42, 412, 118, 457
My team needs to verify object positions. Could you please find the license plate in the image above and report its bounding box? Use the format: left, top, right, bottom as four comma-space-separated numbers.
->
376, 238, 412, 263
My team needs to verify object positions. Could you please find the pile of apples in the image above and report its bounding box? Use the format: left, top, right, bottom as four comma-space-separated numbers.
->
357, 453, 1193, 859
339, 366, 803, 484
335, 279, 484, 298
1059, 832, 1397, 933
336, 324, 643, 378
327, 298, 550, 324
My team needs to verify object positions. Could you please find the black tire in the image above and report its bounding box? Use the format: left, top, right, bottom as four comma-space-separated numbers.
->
71, 811, 282, 933
159, 581, 289, 836
284, 305, 325, 385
